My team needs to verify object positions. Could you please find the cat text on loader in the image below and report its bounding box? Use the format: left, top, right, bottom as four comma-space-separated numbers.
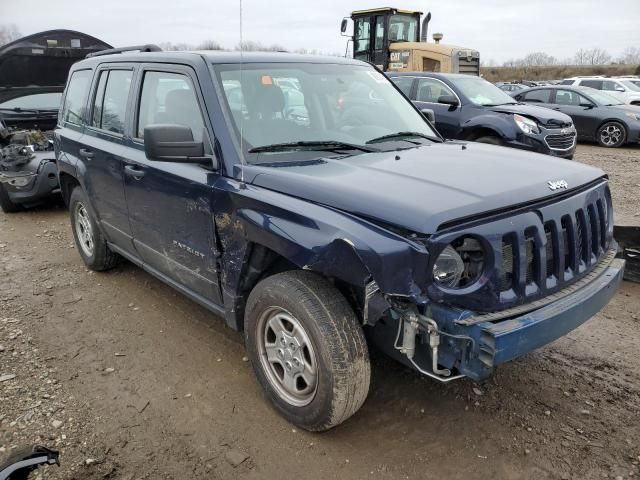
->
340, 7, 480, 75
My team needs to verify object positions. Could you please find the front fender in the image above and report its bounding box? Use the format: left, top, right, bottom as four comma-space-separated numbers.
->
213, 177, 430, 327
462, 113, 515, 140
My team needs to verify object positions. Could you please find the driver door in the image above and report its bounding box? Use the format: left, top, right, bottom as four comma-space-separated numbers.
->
122, 65, 222, 305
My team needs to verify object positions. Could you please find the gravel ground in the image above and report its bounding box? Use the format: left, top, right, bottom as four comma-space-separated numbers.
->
574, 143, 640, 227
1, 144, 639, 480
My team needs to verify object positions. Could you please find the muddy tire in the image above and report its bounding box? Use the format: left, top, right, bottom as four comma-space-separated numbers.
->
597, 121, 626, 148
69, 186, 119, 271
475, 135, 504, 146
244, 270, 370, 431
0, 183, 22, 213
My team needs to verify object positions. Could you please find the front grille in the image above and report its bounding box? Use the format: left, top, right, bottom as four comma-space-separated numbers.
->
545, 132, 577, 151
499, 192, 611, 296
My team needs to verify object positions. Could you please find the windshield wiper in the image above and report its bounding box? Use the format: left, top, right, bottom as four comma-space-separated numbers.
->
248, 140, 379, 154
365, 131, 437, 144
0, 107, 57, 113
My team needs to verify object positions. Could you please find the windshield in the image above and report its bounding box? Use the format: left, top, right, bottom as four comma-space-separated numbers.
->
583, 89, 624, 106
213, 62, 438, 162
452, 76, 515, 106
620, 80, 640, 92
389, 14, 419, 42
0, 92, 62, 110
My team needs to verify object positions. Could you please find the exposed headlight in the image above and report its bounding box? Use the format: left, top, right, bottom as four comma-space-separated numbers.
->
514, 114, 540, 135
433, 245, 465, 288
432, 237, 486, 289
625, 112, 640, 121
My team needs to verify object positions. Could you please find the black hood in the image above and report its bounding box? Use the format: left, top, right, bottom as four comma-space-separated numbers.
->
244, 141, 605, 234
487, 103, 573, 128
0, 30, 111, 90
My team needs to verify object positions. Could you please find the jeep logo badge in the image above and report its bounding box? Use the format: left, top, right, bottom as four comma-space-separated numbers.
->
548, 180, 568, 191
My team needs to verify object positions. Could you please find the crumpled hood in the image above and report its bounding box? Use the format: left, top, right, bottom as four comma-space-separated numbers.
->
245, 141, 605, 234
487, 103, 573, 128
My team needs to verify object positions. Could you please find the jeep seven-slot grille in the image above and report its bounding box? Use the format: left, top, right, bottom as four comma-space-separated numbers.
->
499, 196, 610, 295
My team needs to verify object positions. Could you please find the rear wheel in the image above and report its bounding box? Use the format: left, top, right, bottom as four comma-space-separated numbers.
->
474, 135, 504, 146
244, 270, 370, 431
0, 183, 22, 213
597, 121, 626, 148
69, 187, 119, 271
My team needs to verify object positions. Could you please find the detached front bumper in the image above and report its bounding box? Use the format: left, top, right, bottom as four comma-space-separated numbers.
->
476, 258, 624, 368
372, 254, 625, 382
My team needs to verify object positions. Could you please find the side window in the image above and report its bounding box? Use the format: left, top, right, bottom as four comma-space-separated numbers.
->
580, 80, 603, 90
522, 89, 551, 103
374, 16, 385, 49
354, 18, 370, 57
137, 71, 205, 141
559, 80, 574, 85
555, 90, 581, 106
62, 70, 92, 125
603, 80, 622, 92
390, 77, 414, 97
415, 78, 455, 103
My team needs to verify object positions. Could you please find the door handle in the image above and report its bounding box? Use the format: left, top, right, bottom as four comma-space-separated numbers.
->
124, 164, 145, 179
79, 148, 94, 159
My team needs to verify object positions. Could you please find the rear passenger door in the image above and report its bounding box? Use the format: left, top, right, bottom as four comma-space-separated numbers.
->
81, 65, 136, 252
122, 65, 222, 305
551, 89, 599, 139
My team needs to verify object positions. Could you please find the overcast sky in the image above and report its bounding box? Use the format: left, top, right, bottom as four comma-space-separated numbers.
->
2, 0, 639, 63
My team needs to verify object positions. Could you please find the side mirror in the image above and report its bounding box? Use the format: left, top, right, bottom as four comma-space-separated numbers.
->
144, 124, 216, 167
340, 19, 348, 34
420, 108, 436, 122
615, 86, 625, 92
437, 95, 459, 107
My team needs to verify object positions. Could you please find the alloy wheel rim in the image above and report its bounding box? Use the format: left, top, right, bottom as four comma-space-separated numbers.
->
74, 203, 95, 257
257, 307, 318, 407
601, 125, 622, 146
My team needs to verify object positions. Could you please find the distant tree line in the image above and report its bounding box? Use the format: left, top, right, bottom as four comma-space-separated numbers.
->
483, 46, 640, 68
0, 24, 21, 46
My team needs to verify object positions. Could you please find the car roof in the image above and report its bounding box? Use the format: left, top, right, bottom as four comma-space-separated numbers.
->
73, 50, 366, 69
385, 72, 478, 80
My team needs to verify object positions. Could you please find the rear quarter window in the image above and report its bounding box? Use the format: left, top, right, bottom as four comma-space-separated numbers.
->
61, 69, 93, 125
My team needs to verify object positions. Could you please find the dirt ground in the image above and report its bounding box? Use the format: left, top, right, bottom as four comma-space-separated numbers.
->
1, 144, 639, 480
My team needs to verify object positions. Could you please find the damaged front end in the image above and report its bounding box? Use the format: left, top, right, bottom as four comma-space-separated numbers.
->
0, 125, 59, 206
365, 179, 625, 382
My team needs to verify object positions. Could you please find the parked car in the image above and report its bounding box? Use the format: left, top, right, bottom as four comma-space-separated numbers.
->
388, 72, 577, 159
496, 82, 528, 93
513, 85, 640, 147
0, 29, 111, 213
56, 49, 624, 431
559, 77, 640, 105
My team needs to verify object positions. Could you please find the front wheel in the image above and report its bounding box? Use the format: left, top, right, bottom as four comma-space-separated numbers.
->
474, 135, 504, 146
244, 271, 370, 431
597, 121, 626, 148
69, 187, 119, 271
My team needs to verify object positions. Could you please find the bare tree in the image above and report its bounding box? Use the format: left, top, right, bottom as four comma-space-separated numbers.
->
197, 39, 223, 51
618, 46, 640, 65
0, 24, 21, 47
573, 48, 589, 65
586, 47, 611, 65
521, 52, 557, 66
235, 41, 287, 52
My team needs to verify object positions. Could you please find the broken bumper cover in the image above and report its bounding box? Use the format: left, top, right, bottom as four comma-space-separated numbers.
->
450, 257, 625, 380
0, 158, 59, 205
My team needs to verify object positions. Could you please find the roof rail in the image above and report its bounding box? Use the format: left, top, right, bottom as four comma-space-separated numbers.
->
86, 44, 162, 58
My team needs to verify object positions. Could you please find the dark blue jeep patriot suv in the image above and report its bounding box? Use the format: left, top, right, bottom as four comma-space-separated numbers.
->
55, 49, 625, 431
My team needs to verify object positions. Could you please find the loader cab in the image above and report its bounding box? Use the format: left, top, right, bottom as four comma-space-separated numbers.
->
349, 8, 421, 70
